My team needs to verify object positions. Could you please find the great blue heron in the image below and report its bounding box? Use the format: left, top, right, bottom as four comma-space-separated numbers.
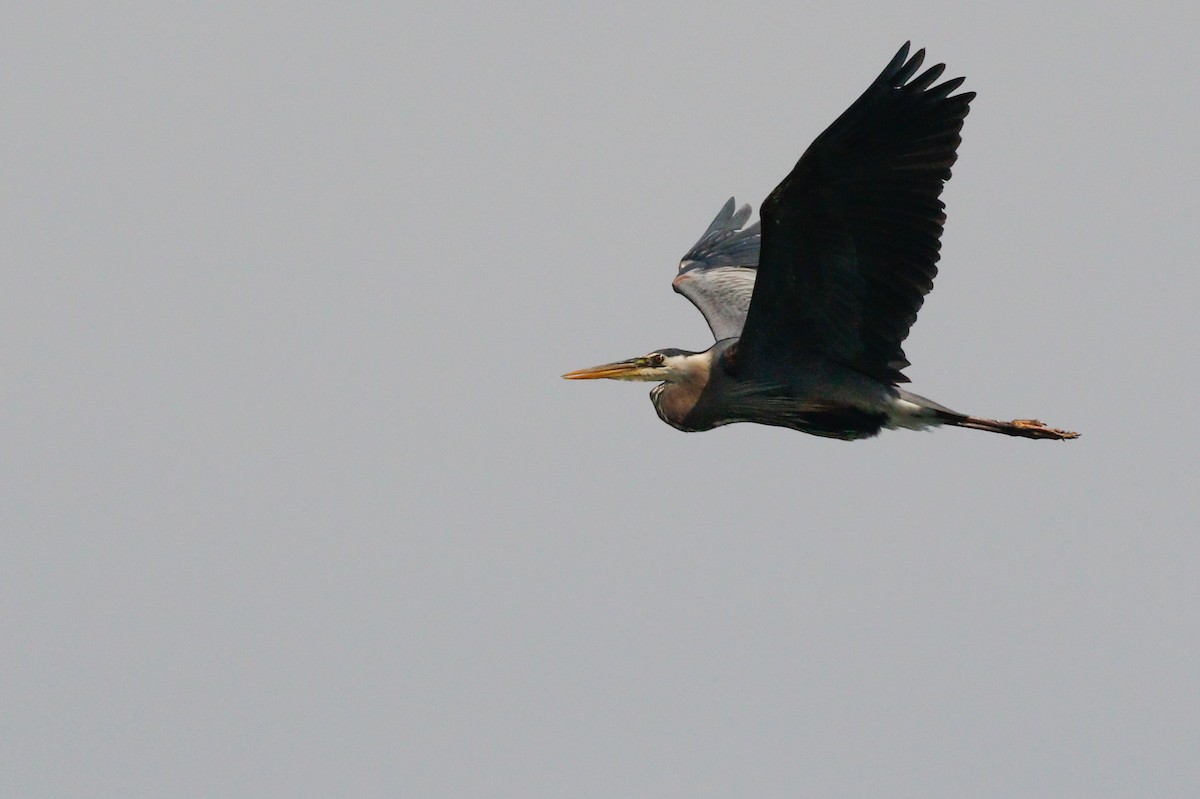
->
564, 43, 1078, 441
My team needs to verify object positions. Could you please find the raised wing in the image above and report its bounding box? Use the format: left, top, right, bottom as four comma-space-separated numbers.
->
672, 197, 761, 341
738, 43, 974, 383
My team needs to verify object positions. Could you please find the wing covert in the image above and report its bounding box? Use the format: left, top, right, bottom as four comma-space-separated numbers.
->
672, 198, 761, 341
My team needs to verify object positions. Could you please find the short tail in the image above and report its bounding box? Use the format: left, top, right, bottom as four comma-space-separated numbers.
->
942, 414, 1080, 440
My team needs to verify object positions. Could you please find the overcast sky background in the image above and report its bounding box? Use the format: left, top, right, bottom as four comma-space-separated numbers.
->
3, 3, 1198, 797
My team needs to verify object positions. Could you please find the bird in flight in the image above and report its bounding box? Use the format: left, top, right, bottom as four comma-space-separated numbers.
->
564, 43, 1078, 441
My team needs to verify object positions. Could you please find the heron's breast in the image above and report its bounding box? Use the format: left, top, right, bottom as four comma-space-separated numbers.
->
651, 382, 710, 431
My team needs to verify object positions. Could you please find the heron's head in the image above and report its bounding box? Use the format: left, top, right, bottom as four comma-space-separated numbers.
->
562, 348, 704, 384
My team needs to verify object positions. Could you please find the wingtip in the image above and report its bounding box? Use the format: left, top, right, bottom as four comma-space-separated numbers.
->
888, 46, 925, 86
885, 42, 912, 77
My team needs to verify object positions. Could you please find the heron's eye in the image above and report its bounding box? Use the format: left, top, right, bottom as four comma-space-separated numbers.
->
647, 353, 665, 367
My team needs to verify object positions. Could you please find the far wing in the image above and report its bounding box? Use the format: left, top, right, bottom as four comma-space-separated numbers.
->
672, 197, 761, 341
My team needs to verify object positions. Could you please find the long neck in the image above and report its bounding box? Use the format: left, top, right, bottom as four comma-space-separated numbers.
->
650, 350, 715, 431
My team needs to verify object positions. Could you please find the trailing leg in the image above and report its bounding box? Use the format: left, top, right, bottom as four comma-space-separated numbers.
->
942, 414, 1079, 440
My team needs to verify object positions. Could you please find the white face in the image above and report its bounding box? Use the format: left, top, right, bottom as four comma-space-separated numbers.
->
660, 352, 702, 383
641, 351, 709, 384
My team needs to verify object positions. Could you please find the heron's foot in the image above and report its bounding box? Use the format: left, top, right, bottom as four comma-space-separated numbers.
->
1011, 419, 1080, 440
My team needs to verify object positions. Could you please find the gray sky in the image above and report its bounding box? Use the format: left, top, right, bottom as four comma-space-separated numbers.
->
4, 2, 1198, 797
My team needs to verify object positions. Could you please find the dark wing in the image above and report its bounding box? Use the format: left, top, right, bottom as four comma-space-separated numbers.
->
672, 197, 761, 341
738, 43, 974, 383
